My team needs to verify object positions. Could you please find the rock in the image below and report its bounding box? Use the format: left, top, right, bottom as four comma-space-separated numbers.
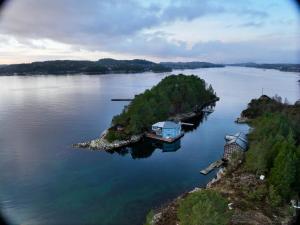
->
74, 132, 143, 151
231, 210, 273, 225
189, 187, 202, 193
235, 116, 249, 123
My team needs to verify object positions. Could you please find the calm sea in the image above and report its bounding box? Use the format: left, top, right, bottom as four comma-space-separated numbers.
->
0, 67, 299, 225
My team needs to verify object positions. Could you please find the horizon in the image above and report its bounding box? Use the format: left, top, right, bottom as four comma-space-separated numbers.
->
1, 57, 300, 66
0, 0, 299, 64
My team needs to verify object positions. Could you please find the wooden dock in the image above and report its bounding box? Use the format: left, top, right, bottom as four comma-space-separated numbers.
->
200, 159, 224, 175
145, 132, 184, 143
111, 98, 133, 101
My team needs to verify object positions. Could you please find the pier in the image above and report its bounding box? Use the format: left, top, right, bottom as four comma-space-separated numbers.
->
145, 132, 184, 143
200, 159, 224, 175
111, 98, 133, 101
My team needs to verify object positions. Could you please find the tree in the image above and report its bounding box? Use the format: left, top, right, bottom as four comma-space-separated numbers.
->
269, 132, 297, 200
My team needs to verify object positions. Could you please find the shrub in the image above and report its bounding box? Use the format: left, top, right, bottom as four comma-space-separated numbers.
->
178, 190, 232, 225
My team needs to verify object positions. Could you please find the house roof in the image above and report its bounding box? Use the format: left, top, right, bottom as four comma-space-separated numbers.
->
152, 121, 180, 129
225, 132, 248, 150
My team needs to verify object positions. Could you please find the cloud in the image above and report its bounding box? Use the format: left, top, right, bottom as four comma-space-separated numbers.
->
239, 21, 264, 28
0, 0, 270, 41
0, 0, 298, 63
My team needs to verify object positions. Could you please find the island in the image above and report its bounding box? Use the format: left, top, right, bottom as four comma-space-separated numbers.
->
145, 95, 300, 225
74, 74, 218, 150
0, 58, 171, 75
160, 61, 225, 69
229, 63, 300, 73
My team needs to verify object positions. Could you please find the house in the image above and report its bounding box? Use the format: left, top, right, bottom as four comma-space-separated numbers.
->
223, 132, 248, 160
151, 121, 182, 139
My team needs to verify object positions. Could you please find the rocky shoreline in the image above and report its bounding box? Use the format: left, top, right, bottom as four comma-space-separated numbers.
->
73, 129, 143, 150
73, 97, 219, 151
146, 155, 296, 225
73, 108, 211, 151
235, 116, 249, 123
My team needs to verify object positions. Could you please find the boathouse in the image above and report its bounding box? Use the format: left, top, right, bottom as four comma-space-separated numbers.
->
223, 132, 248, 160
151, 121, 181, 139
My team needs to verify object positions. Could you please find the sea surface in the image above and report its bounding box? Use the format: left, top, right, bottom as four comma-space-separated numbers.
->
0, 67, 299, 225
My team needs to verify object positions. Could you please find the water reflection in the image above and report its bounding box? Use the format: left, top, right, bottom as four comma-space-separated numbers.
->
109, 112, 207, 159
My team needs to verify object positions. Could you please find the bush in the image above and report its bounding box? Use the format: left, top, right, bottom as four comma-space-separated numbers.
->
144, 210, 154, 225
178, 190, 232, 225
247, 185, 268, 202
268, 185, 282, 207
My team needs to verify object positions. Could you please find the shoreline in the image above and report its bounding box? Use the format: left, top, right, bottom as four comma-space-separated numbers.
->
145, 110, 298, 225
147, 156, 296, 225
73, 97, 219, 151
73, 111, 202, 151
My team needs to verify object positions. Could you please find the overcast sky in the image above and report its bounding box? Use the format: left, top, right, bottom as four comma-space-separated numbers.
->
0, 0, 299, 64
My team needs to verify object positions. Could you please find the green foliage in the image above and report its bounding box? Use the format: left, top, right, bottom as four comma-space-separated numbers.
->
269, 132, 298, 200
243, 96, 300, 203
268, 185, 282, 207
241, 96, 283, 119
247, 185, 268, 202
144, 210, 154, 225
178, 190, 231, 225
108, 74, 217, 141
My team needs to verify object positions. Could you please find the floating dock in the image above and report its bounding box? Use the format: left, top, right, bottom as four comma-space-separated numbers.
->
145, 132, 184, 143
200, 159, 224, 175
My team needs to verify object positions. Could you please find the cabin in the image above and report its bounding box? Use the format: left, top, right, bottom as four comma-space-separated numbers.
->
223, 132, 248, 160
151, 121, 181, 139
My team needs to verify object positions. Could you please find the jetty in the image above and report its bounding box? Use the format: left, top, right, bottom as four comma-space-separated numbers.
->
111, 98, 133, 101
200, 159, 224, 175
180, 122, 194, 126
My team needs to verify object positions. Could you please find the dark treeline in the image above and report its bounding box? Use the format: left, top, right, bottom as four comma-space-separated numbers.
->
160, 61, 224, 69
243, 95, 300, 206
230, 63, 300, 72
106, 74, 217, 142
0, 58, 171, 75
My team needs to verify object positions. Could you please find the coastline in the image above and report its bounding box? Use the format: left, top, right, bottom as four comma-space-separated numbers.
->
73, 97, 220, 151
145, 106, 299, 225
73, 111, 202, 151
146, 155, 296, 225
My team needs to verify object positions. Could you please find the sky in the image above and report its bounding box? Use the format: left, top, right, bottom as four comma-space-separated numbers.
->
0, 0, 299, 64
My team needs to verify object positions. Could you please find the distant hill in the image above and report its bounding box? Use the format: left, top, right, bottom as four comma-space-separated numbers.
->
160, 61, 225, 69
229, 63, 300, 72
0, 58, 171, 75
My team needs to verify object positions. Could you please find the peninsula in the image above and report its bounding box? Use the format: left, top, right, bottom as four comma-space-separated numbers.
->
74, 74, 218, 150
145, 95, 300, 225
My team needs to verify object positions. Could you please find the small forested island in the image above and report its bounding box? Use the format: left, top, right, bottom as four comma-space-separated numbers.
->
145, 95, 300, 225
160, 61, 225, 69
230, 63, 300, 72
75, 74, 218, 150
0, 58, 171, 75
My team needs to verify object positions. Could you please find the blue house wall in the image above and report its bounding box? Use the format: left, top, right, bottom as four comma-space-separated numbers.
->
162, 127, 180, 138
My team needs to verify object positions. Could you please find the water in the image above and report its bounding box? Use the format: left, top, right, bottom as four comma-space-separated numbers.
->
0, 67, 299, 225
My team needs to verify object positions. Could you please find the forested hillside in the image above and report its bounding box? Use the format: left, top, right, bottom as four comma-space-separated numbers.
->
0, 58, 171, 75
244, 95, 300, 206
